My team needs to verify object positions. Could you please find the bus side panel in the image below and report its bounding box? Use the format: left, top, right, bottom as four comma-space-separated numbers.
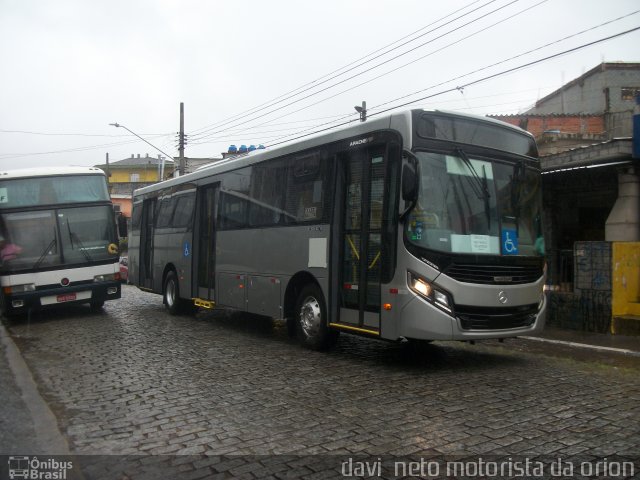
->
215, 225, 330, 315
128, 228, 140, 287
151, 230, 193, 297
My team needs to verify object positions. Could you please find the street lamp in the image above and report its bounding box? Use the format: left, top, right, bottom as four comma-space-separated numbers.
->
109, 122, 175, 180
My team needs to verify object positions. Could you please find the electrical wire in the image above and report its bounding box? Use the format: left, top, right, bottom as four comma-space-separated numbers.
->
263, 26, 640, 149
207, 0, 550, 143
194, 6, 637, 147
188, 0, 494, 138
189, 0, 522, 141
0, 134, 175, 161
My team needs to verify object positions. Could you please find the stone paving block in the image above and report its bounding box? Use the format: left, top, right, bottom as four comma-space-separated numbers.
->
3, 285, 639, 478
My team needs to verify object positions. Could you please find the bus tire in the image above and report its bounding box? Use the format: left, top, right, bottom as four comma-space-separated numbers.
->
295, 284, 338, 350
164, 270, 184, 315
90, 300, 105, 312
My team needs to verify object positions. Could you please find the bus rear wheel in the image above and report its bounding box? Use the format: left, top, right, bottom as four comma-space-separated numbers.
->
164, 270, 188, 315
295, 284, 338, 350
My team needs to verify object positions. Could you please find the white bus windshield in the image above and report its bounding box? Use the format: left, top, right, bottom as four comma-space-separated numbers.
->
0, 205, 118, 271
0, 175, 110, 209
405, 151, 544, 257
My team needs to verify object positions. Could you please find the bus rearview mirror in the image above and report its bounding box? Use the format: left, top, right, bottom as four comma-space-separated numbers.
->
402, 163, 418, 202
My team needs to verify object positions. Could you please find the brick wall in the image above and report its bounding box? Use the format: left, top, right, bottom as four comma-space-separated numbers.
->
491, 114, 605, 137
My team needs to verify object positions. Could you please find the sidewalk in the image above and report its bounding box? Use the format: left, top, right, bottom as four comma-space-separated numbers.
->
523, 325, 640, 356
0, 322, 71, 455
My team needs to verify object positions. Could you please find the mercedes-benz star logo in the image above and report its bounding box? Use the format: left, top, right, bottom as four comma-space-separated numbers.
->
498, 291, 508, 304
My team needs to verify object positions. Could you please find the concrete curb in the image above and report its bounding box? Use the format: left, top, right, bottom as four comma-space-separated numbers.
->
520, 335, 640, 357
0, 322, 72, 456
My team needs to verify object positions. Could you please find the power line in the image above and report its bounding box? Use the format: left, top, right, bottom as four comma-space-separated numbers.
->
189, 0, 520, 141
193, 5, 637, 147
226, 0, 550, 141
264, 26, 640, 149
188, 0, 494, 138
0, 129, 172, 137
0, 134, 174, 161
368, 9, 640, 114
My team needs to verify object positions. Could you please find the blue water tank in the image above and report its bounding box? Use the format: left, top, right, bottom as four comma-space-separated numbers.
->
239, 145, 248, 153
257, 144, 266, 150
228, 144, 237, 153
248, 145, 256, 152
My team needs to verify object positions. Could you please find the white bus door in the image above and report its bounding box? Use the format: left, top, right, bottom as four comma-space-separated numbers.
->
338, 149, 385, 334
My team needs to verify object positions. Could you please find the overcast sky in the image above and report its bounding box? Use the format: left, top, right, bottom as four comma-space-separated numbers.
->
1, 0, 638, 169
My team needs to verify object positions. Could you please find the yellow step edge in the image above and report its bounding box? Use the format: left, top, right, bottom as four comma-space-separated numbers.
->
329, 323, 380, 336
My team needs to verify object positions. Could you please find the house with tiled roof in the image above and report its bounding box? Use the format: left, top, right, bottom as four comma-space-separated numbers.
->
96, 154, 174, 217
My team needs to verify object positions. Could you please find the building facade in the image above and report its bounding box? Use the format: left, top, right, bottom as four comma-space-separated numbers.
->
96, 154, 174, 218
491, 62, 640, 333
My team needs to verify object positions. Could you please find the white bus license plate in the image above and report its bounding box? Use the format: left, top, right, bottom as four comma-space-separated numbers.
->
57, 293, 77, 303
42, 290, 91, 305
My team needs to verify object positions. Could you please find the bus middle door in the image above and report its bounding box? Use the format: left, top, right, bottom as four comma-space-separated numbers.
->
195, 183, 219, 302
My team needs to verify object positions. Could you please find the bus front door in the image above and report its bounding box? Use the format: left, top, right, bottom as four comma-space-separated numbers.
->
338, 148, 385, 334
140, 198, 156, 289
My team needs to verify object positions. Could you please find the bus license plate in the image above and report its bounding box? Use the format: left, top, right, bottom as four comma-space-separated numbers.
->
57, 293, 77, 303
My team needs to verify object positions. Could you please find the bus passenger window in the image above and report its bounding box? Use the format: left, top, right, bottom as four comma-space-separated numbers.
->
156, 198, 176, 228
285, 153, 327, 223
172, 194, 195, 228
219, 192, 248, 229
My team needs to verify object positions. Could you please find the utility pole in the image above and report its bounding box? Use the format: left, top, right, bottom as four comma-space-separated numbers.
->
355, 101, 367, 122
178, 102, 185, 176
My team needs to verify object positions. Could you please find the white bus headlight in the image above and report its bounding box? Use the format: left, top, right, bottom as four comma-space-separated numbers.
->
407, 271, 453, 314
94, 273, 118, 282
3, 283, 36, 294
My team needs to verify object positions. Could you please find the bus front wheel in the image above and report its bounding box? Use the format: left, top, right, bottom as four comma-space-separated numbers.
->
295, 284, 338, 350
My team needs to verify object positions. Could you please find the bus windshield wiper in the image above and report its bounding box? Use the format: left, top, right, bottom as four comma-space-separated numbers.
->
455, 147, 491, 228
67, 221, 93, 262
33, 237, 57, 269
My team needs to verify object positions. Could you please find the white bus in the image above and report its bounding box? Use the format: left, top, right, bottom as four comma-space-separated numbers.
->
129, 109, 546, 349
0, 167, 122, 316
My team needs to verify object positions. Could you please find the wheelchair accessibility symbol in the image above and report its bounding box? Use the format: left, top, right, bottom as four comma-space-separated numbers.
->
501, 228, 519, 255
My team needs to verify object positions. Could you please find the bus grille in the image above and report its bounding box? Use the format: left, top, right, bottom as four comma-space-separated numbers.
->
445, 263, 543, 285
456, 304, 538, 330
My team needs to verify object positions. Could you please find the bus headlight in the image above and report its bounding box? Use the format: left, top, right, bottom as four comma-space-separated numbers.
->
407, 271, 453, 314
3, 283, 36, 294
94, 273, 118, 282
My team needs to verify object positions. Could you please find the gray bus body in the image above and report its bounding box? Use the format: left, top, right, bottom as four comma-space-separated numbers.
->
129, 110, 546, 347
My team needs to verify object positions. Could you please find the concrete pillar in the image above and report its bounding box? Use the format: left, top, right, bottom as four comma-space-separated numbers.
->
605, 167, 640, 241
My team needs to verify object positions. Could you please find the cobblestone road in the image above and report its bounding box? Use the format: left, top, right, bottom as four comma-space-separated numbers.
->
4, 285, 640, 479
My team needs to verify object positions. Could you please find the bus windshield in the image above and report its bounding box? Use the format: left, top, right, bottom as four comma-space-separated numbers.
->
0, 205, 118, 272
0, 175, 110, 209
405, 150, 544, 257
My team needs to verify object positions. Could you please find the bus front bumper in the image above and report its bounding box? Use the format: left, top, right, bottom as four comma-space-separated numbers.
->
2, 281, 121, 316
399, 293, 547, 341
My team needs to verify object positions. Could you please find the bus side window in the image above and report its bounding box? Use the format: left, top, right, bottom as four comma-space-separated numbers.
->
172, 194, 195, 229
285, 153, 327, 223
219, 192, 248, 230
131, 205, 143, 232
156, 198, 176, 228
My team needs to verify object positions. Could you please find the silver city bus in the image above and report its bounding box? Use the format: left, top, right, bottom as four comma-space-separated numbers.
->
129, 109, 546, 349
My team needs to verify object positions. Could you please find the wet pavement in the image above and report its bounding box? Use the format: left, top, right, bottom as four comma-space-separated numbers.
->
1, 285, 639, 479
